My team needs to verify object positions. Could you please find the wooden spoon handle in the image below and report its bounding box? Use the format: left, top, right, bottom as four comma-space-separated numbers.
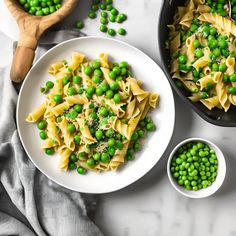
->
10, 46, 35, 83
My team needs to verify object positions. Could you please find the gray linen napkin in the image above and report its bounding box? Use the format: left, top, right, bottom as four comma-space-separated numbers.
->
0, 30, 103, 236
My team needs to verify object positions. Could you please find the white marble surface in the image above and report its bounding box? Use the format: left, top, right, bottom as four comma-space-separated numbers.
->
1, 0, 236, 235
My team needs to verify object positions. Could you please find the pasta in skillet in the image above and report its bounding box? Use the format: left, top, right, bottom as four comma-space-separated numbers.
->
26, 52, 159, 174
167, 0, 236, 112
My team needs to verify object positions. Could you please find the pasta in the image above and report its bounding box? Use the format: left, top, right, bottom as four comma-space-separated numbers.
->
26, 52, 159, 174
167, 0, 236, 112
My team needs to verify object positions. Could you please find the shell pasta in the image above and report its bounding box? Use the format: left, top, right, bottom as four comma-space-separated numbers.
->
167, 0, 236, 112
26, 52, 159, 174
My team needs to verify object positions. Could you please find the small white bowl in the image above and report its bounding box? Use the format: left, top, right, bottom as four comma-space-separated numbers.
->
167, 138, 226, 198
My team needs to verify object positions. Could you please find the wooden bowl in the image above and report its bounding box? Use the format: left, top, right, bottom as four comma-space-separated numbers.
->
4, 0, 78, 83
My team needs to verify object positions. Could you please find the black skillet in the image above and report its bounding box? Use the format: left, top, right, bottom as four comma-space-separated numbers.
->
158, 0, 236, 126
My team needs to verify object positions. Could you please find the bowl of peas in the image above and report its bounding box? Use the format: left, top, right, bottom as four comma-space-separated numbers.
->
167, 138, 226, 198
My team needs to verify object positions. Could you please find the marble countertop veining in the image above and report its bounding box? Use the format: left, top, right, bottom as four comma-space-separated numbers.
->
1, 0, 236, 235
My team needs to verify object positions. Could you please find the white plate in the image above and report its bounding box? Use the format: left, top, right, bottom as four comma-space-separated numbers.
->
17, 36, 175, 193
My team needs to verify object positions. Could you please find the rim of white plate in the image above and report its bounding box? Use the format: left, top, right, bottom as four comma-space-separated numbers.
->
16, 36, 175, 193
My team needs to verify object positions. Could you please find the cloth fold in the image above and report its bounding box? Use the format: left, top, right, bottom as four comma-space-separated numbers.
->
0, 29, 103, 236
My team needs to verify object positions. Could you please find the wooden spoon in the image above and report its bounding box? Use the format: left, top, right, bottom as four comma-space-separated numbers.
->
4, 0, 78, 83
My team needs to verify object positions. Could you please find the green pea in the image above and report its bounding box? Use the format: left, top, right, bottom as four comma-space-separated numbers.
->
89, 102, 95, 109
77, 87, 83, 94
107, 147, 115, 156
37, 120, 47, 130
100, 17, 108, 25
201, 92, 209, 99
178, 55, 187, 64
111, 8, 118, 15
87, 158, 95, 167
120, 61, 129, 69
228, 86, 236, 94
74, 104, 83, 113
46, 81, 54, 89
89, 112, 97, 120
67, 123, 76, 133
126, 154, 134, 161
219, 63, 227, 72
67, 87, 77, 96
19, 0, 26, 5
106, 4, 113, 11
99, 3, 106, 10
74, 135, 81, 145
202, 25, 210, 37
88, 11, 97, 19
101, 11, 108, 18
101, 153, 110, 163
96, 87, 104, 96
120, 68, 127, 77
91, 4, 98, 11
91, 60, 101, 69
93, 70, 102, 78
24, 3, 30, 10
76, 20, 84, 29
106, 90, 114, 99
105, 0, 113, 4
118, 28, 126, 36
222, 49, 230, 57
86, 86, 95, 96
101, 82, 110, 92
93, 153, 101, 161
133, 143, 141, 152
39, 131, 47, 140
105, 129, 114, 138
190, 24, 198, 32
84, 66, 93, 76
79, 152, 87, 158
77, 166, 86, 174
130, 132, 138, 142
213, 48, 221, 57
70, 154, 78, 162
116, 133, 121, 140
113, 93, 121, 104
146, 122, 155, 131
193, 39, 200, 48
45, 148, 54, 155
195, 49, 203, 58
230, 73, 236, 82
109, 71, 117, 79
108, 28, 116, 36
62, 76, 70, 86
53, 94, 62, 103
73, 75, 82, 84
91, 75, 100, 84
95, 130, 103, 140
68, 162, 76, 170
212, 62, 219, 71
112, 66, 121, 75
210, 27, 217, 35
110, 81, 119, 91
108, 138, 116, 147
49, 6, 56, 13
116, 140, 123, 150
100, 107, 109, 117
218, 39, 227, 49
109, 15, 116, 22
100, 25, 108, 32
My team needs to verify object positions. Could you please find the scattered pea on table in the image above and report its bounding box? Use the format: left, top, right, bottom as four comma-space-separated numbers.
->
77, 0, 128, 36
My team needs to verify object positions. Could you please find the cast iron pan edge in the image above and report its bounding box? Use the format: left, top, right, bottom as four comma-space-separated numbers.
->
157, 0, 236, 127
